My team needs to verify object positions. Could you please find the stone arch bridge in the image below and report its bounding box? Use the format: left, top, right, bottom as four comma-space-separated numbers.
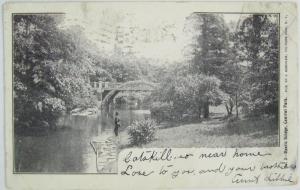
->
91, 80, 157, 111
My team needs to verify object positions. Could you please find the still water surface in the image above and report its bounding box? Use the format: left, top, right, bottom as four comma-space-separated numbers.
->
14, 109, 150, 173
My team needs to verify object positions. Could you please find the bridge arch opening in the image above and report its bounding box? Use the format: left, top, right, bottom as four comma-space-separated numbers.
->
100, 80, 157, 112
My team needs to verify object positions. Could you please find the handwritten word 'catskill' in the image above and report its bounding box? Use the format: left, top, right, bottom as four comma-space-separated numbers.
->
124, 149, 173, 163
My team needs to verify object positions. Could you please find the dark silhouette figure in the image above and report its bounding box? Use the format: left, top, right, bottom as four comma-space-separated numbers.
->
114, 112, 120, 136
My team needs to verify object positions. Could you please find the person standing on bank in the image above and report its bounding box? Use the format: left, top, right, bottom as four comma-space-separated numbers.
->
114, 112, 120, 137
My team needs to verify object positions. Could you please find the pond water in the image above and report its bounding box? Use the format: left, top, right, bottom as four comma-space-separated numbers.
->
14, 109, 150, 173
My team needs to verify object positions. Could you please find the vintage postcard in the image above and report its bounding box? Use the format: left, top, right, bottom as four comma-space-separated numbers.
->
3, 1, 298, 189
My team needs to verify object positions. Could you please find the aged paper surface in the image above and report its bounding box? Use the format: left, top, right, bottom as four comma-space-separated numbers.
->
3, 1, 298, 189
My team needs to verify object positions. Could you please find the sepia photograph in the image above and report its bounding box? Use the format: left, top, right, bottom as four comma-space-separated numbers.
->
13, 9, 279, 174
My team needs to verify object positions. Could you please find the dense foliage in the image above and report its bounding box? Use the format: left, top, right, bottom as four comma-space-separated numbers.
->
13, 15, 160, 130
128, 119, 157, 146
14, 13, 279, 131
151, 14, 279, 122
235, 15, 279, 116
151, 73, 224, 120
13, 15, 87, 129
150, 102, 174, 123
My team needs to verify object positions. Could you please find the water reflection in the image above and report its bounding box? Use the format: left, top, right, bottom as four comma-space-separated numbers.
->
14, 109, 149, 173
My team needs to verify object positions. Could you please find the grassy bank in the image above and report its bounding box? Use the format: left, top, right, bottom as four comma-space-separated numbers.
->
118, 116, 278, 148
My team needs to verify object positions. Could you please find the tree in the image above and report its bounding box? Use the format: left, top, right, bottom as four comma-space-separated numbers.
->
151, 72, 223, 121
235, 14, 279, 116
13, 15, 98, 130
184, 13, 230, 118
14, 15, 68, 128
219, 29, 244, 117
219, 60, 243, 117
52, 25, 99, 111
97, 55, 142, 82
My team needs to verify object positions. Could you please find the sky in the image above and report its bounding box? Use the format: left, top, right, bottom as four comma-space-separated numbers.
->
61, 8, 242, 63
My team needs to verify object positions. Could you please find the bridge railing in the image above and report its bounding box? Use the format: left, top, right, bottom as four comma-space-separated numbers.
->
90, 81, 122, 90
106, 82, 122, 89
91, 81, 158, 91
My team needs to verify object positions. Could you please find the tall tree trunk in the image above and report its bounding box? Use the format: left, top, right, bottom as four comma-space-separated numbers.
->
229, 101, 233, 115
235, 93, 239, 118
225, 104, 229, 115
225, 103, 232, 116
204, 100, 209, 118
252, 15, 264, 71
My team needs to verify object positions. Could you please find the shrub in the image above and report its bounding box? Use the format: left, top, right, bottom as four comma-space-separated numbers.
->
150, 102, 173, 123
128, 119, 157, 146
